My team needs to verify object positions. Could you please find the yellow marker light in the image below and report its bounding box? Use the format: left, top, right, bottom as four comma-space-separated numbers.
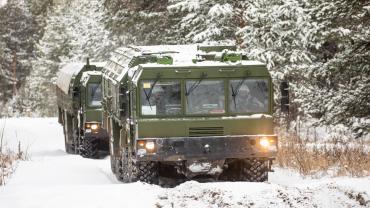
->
145, 141, 155, 150
259, 137, 270, 148
91, 124, 99, 130
137, 140, 146, 148
86, 124, 91, 128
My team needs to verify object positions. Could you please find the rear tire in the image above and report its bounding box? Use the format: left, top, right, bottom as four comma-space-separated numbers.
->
80, 138, 99, 158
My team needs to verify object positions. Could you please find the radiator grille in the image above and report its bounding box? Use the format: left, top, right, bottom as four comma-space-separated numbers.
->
189, 127, 224, 137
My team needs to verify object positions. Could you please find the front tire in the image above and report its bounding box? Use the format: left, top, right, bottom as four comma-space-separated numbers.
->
220, 158, 268, 182
80, 138, 99, 158
115, 148, 136, 183
136, 162, 159, 184
241, 159, 268, 182
115, 148, 159, 184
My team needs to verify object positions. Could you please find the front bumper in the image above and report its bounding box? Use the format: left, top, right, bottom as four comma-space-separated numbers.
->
135, 135, 278, 161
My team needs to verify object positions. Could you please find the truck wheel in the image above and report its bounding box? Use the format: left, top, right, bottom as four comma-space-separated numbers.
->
242, 159, 268, 182
116, 148, 136, 183
80, 139, 99, 158
136, 162, 159, 184
115, 149, 158, 184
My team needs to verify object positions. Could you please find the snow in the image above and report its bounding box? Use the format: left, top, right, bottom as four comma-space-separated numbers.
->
0, 0, 6, 7
57, 62, 105, 94
0, 118, 369, 208
56, 63, 85, 94
142, 60, 265, 68
112, 45, 265, 72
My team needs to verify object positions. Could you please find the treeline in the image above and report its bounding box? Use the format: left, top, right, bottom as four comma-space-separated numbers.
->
0, 0, 52, 113
0, 0, 369, 136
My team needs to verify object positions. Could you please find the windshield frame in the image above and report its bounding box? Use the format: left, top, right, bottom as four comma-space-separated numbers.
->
185, 79, 226, 116
138, 77, 272, 118
139, 79, 183, 117
228, 78, 271, 115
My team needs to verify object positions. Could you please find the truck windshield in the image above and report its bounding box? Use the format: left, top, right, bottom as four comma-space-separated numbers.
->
87, 83, 102, 107
141, 80, 181, 116
229, 79, 269, 113
186, 80, 225, 114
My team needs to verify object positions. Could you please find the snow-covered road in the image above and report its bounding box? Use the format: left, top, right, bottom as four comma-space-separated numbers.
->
0, 118, 369, 208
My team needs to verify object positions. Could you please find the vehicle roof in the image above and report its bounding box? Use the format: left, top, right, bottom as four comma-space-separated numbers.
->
57, 62, 105, 94
104, 45, 265, 81
140, 60, 265, 68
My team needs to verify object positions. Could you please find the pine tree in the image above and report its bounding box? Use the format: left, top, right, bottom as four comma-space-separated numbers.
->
0, 0, 40, 115
167, 0, 237, 44
104, 0, 170, 45
10, 0, 114, 116
238, 0, 370, 136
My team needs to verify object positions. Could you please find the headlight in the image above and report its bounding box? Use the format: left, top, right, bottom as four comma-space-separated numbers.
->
137, 140, 145, 148
145, 141, 155, 150
91, 124, 99, 130
85, 123, 100, 131
259, 137, 270, 147
258, 136, 277, 151
137, 140, 156, 153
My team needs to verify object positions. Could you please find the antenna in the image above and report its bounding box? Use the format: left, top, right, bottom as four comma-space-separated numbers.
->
86, 57, 90, 66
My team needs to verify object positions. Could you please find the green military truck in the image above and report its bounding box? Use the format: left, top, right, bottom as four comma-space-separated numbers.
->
56, 60, 109, 158
102, 45, 278, 183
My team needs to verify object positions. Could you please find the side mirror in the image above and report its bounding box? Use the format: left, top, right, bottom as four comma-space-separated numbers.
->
280, 81, 289, 113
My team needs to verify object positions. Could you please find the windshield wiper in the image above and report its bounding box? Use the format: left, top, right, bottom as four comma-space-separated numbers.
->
143, 74, 161, 109
185, 72, 207, 96
231, 77, 247, 109
185, 73, 207, 104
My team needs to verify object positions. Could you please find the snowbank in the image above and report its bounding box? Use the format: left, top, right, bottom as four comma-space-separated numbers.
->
0, 118, 369, 208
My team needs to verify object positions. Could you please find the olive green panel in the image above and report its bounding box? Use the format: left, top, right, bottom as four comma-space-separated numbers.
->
84, 109, 103, 122
137, 117, 274, 138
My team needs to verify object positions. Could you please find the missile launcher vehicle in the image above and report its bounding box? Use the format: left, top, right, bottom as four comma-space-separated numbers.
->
102, 45, 279, 183
56, 60, 109, 158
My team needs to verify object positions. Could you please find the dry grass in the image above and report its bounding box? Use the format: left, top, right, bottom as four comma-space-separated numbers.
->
0, 120, 27, 185
276, 127, 370, 177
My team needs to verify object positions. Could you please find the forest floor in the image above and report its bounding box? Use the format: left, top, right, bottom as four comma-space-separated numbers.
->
0, 118, 369, 208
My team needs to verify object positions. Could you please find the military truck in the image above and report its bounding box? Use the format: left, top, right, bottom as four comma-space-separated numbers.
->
102, 45, 278, 184
56, 60, 109, 158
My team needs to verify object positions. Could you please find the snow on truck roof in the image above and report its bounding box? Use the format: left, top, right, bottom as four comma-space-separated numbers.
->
114, 45, 264, 66
106, 45, 265, 80
56, 62, 105, 94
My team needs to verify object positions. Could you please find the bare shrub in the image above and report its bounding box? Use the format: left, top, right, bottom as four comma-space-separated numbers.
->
276, 126, 370, 177
0, 120, 28, 185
